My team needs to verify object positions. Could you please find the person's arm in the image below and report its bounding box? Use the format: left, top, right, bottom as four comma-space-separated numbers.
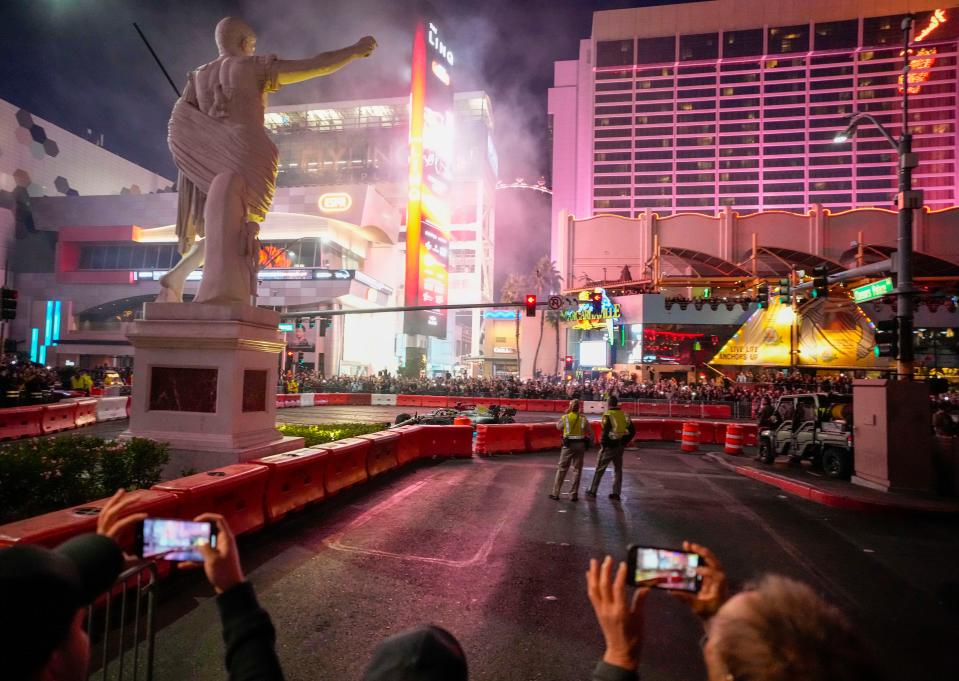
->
586, 556, 650, 680
275, 37, 376, 86
602, 414, 612, 441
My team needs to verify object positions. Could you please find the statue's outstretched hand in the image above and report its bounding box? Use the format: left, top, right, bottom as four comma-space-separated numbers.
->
354, 36, 377, 58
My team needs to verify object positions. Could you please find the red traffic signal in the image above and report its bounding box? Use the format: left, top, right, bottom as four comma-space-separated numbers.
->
564, 355, 574, 369
525, 294, 537, 317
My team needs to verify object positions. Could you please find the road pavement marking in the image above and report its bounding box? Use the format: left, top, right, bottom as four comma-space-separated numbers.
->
324, 478, 510, 568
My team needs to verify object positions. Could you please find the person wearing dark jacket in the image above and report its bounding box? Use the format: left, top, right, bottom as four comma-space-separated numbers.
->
586, 396, 635, 500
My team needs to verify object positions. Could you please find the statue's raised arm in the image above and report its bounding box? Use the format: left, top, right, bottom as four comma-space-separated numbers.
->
276, 36, 377, 86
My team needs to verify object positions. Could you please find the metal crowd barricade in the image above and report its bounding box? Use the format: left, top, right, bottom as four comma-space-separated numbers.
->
86, 561, 159, 681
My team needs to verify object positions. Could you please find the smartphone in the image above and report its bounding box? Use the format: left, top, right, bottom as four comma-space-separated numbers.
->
626, 544, 703, 592
136, 518, 216, 562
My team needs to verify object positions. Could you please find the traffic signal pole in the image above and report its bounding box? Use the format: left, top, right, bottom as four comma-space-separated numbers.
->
896, 15, 918, 381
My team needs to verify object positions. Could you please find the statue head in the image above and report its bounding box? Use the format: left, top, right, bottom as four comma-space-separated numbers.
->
215, 17, 256, 57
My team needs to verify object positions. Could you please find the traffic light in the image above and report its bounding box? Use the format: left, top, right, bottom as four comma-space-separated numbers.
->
757, 283, 770, 309
525, 294, 537, 317
874, 318, 899, 358
297, 352, 305, 364
777, 277, 791, 304
590, 291, 603, 314
564, 355, 574, 369
318, 315, 332, 337
1, 288, 17, 320
286, 350, 294, 360
811, 265, 829, 299
308, 317, 316, 328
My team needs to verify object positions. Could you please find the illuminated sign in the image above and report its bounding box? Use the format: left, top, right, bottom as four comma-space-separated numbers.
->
318, 192, 352, 213
900, 9, 948, 94
278, 323, 295, 332
493, 346, 514, 354
561, 289, 621, 330
404, 12, 453, 339
852, 277, 895, 303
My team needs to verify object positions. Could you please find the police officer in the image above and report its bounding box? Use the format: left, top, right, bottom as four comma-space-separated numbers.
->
586, 395, 634, 500
549, 399, 591, 501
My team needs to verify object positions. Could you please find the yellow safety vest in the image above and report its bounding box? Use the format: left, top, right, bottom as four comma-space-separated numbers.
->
603, 409, 628, 440
562, 412, 586, 438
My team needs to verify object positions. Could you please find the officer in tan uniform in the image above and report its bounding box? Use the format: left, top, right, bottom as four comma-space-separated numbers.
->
586, 395, 634, 500
549, 399, 592, 501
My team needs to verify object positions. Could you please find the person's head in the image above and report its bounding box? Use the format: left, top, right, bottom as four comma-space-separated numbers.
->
568, 399, 580, 414
703, 575, 878, 681
363, 625, 467, 681
608, 395, 619, 408
1, 534, 124, 681
215, 16, 257, 57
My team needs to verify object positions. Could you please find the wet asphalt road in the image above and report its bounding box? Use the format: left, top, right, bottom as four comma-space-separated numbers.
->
150, 445, 959, 681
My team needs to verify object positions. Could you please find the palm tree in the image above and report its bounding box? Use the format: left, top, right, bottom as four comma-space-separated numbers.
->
529, 257, 564, 375
500, 273, 527, 376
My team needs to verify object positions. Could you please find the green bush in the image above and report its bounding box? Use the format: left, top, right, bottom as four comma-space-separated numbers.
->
277, 422, 387, 447
0, 436, 170, 524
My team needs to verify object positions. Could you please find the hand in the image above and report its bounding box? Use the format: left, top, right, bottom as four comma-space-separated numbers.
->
669, 541, 728, 620
188, 513, 244, 594
96, 489, 148, 563
586, 556, 652, 671
354, 36, 377, 58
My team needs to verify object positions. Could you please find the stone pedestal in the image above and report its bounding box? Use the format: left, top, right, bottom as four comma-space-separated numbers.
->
851, 379, 934, 494
122, 303, 303, 463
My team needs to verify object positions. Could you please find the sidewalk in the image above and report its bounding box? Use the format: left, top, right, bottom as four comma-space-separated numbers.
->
704, 450, 959, 514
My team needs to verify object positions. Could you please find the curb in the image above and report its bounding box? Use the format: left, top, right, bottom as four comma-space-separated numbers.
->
702, 453, 959, 514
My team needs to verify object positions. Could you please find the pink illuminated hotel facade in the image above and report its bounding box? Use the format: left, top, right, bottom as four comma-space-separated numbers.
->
548, 0, 959, 269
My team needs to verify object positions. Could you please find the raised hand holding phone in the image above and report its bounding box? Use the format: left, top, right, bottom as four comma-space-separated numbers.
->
191, 513, 244, 594
668, 540, 728, 619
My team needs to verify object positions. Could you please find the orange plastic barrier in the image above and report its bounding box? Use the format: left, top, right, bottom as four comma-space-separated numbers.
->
0, 405, 43, 440
661, 420, 684, 442
631, 419, 664, 441
419, 425, 473, 458
527, 422, 563, 451
420, 395, 449, 408
475, 423, 528, 455
681, 422, 701, 452
253, 448, 327, 521
313, 438, 371, 495
41, 402, 78, 434
391, 425, 425, 464
724, 424, 745, 455
396, 394, 423, 407
152, 464, 269, 536
313, 393, 348, 406
356, 430, 400, 476
0, 490, 179, 549
453, 416, 472, 426
74, 398, 99, 427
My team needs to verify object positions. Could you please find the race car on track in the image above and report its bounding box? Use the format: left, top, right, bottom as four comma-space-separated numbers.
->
391, 403, 517, 428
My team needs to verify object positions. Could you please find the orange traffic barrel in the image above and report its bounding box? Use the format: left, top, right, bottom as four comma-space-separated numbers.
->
453, 416, 472, 426
681, 422, 700, 452
725, 424, 744, 455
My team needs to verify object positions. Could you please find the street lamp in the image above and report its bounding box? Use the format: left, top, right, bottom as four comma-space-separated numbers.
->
834, 15, 921, 381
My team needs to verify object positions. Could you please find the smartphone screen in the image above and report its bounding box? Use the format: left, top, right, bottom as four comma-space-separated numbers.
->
139, 518, 215, 562
628, 545, 702, 592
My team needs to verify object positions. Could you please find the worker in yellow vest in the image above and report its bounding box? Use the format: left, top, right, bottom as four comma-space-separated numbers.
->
586, 395, 635, 500
549, 399, 593, 501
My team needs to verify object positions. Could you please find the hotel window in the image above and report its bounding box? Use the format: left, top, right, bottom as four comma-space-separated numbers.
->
722, 29, 763, 57
596, 40, 635, 67
680, 33, 719, 61
768, 25, 810, 54
638, 36, 675, 64
862, 15, 910, 47
814, 20, 858, 51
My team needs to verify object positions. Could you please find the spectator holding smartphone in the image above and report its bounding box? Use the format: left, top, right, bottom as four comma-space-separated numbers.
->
586, 541, 881, 681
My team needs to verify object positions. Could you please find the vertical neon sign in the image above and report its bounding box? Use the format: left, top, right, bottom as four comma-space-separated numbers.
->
899, 9, 948, 94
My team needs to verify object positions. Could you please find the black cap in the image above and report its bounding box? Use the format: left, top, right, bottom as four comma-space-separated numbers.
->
0, 533, 124, 678
608, 395, 619, 407
363, 625, 468, 681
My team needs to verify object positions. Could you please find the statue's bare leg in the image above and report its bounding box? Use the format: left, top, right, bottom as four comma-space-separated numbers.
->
194, 172, 256, 305
156, 239, 205, 303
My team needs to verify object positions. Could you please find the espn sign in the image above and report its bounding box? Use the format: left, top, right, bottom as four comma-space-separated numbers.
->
318, 192, 352, 213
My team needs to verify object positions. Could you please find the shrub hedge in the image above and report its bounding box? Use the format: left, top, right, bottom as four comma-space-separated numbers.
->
277, 422, 387, 447
0, 436, 170, 524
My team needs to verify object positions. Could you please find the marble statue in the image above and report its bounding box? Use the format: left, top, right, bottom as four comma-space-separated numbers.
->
157, 17, 376, 305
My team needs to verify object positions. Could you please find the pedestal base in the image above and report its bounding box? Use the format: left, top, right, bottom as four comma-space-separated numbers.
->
123, 303, 302, 465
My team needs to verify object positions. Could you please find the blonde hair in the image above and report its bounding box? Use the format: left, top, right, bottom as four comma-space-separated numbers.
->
711, 576, 878, 681
567, 399, 580, 413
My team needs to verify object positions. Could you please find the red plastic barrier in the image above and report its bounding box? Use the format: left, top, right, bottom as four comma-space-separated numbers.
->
703, 404, 732, 418
253, 448, 327, 521
346, 393, 372, 406
41, 402, 79, 434
661, 419, 684, 442
526, 399, 556, 413
553, 400, 569, 413
0, 490, 179, 549
501, 399, 528, 412
696, 421, 715, 445
740, 424, 758, 447
74, 398, 98, 427
475, 424, 528, 455
275, 393, 299, 408
419, 425, 473, 458
420, 395, 449, 408
589, 419, 603, 444
313, 438, 371, 495
712, 422, 728, 445
152, 464, 269, 536
527, 422, 563, 451
313, 393, 348, 406
356, 430, 400, 476
631, 419, 665, 441
0, 405, 43, 441
391, 425, 426, 464
396, 394, 423, 407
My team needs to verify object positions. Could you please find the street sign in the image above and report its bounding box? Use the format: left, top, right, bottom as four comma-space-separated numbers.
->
852, 277, 895, 303
547, 295, 562, 310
